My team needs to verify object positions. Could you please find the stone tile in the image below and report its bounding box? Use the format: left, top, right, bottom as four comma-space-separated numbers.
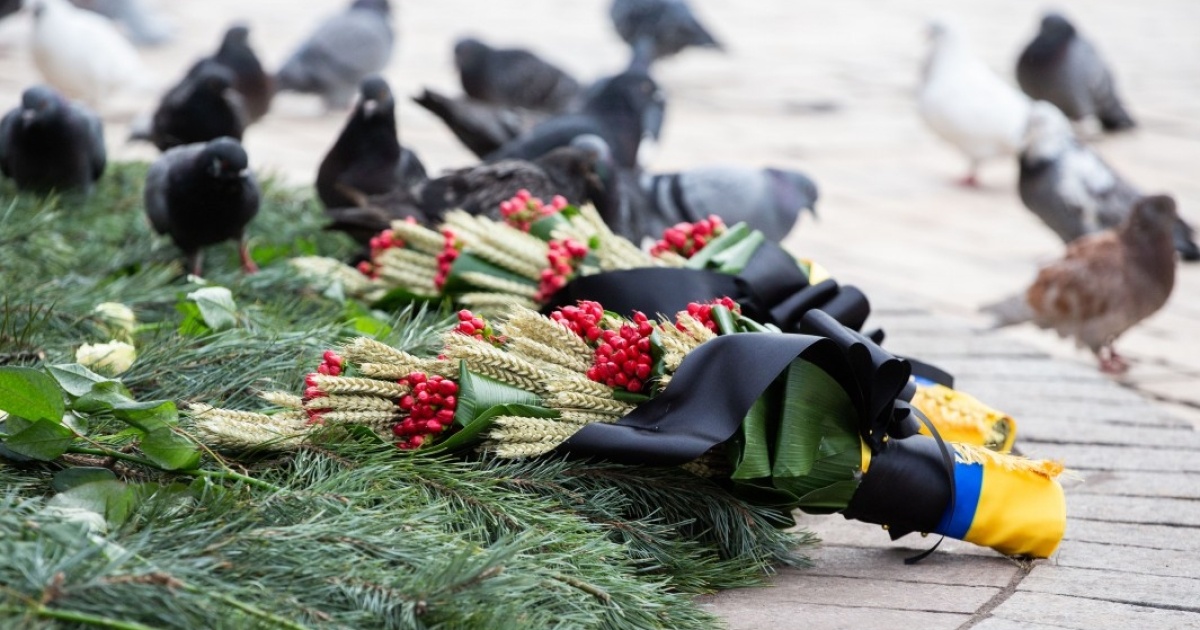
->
1043, 444, 1200, 473
801, 545, 1019, 588
699, 574, 997, 614
1016, 420, 1200, 450
990, 591, 1200, 630
1021, 565, 1200, 611
1054, 540, 1200, 580
1064, 520, 1200, 553
699, 600, 969, 630
1068, 494, 1200, 527
971, 619, 1074, 630
1065, 470, 1200, 500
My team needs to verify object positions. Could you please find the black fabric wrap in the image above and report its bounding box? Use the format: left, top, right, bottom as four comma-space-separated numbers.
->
554, 310, 919, 463
840, 435, 953, 538
541, 241, 871, 334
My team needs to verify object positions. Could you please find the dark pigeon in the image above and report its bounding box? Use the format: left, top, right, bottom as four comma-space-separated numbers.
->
317, 76, 426, 211
211, 24, 272, 123
144, 137, 261, 276
1019, 101, 1198, 261
610, 0, 722, 68
1016, 13, 1135, 132
143, 59, 246, 152
412, 88, 547, 158
1, 0, 21, 21
484, 69, 665, 169
0, 85, 106, 193
640, 166, 818, 239
454, 37, 580, 113
69, 0, 172, 46
275, 0, 393, 110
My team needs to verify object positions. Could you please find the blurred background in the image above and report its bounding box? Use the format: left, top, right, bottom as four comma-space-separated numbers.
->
2, 0, 1197, 420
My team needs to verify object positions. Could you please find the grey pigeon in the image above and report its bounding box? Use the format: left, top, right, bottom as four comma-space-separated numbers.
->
70, 0, 173, 46
210, 24, 272, 123
412, 88, 547, 158
0, 85, 105, 193
1019, 101, 1198, 260
983, 195, 1178, 373
317, 77, 426, 212
1, 0, 20, 20
1016, 13, 1134, 132
144, 137, 261, 277
455, 37, 580, 113
485, 69, 665, 170
142, 59, 246, 152
639, 166, 818, 239
610, 0, 721, 68
275, 0, 393, 110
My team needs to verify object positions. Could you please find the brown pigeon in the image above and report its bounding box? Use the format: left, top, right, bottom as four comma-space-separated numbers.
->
983, 195, 1179, 373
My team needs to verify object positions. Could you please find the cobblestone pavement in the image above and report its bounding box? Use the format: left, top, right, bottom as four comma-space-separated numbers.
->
2, 1, 1197, 627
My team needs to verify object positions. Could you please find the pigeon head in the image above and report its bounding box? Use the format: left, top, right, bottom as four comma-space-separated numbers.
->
1127, 195, 1179, 237
453, 37, 490, 72
1022, 101, 1074, 161
19, 85, 63, 123
356, 76, 394, 118
201, 138, 250, 181
191, 60, 236, 93
222, 24, 251, 48
767, 168, 819, 219
350, 0, 390, 15
1039, 13, 1076, 41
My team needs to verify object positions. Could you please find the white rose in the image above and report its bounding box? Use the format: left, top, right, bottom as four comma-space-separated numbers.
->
93, 302, 137, 337
76, 341, 137, 375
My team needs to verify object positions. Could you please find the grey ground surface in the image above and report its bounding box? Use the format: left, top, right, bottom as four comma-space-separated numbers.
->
2, 1, 1198, 627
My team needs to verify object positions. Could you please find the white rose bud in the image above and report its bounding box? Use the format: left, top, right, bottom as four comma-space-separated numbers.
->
93, 302, 137, 338
76, 341, 137, 375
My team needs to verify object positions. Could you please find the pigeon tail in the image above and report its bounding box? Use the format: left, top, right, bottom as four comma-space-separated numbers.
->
1173, 218, 1200, 262
1098, 103, 1136, 132
980, 294, 1034, 328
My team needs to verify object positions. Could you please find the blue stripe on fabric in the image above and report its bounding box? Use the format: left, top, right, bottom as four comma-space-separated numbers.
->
913, 375, 937, 387
933, 461, 983, 540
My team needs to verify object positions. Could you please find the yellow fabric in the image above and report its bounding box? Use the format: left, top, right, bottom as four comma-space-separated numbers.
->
913, 384, 1018, 453
962, 452, 1066, 558
860, 439, 872, 474
799, 258, 832, 285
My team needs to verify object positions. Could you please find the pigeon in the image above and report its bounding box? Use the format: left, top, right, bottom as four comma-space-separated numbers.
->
638, 166, 818, 239
1, 0, 20, 21
209, 24, 272, 123
316, 76, 426, 211
69, 0, 172, 46
144, 137, 261, 277
412, 88, 547, 158
485, 69, 665, 169
325, 137, 611, 244
1017, 13, 1135, 132
1019, 101, 1199, 261
983, 195, 1178, 373
610, 0, 722, 68
275, 0, 393, 111
141, 59, 246, 152
0, 85, 105, 193
454, 37, 580, 113
30, 0, 148, 110
917, 21, 1032, 187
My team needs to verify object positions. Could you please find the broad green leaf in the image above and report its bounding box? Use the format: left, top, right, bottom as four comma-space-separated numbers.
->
710, 304, 737, 336
452, 363, 541, 427
111, 399, 178, 433
52, 467, 118, 492
175, 300, 211, 336
46, 479, 141, 530
683, 222, 751, 270
371, 286, 442, 311
793, 479, 862, 515
0, 366, 65, 422
528, 211, 574, 241
713, 230, 766, 275
3, 418, 75, 460
72, 380, 137, 414
442, 252, 538, 296
47, 363, 117, 397
140, 428, 201, 470
435, 403, 558, 453
731, 394, 774, 481
186, 286, 238, 331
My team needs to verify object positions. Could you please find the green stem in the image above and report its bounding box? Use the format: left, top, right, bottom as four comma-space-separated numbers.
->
0, 604, 157, 630
66, 446, 283, 493
179, 585, 311, 630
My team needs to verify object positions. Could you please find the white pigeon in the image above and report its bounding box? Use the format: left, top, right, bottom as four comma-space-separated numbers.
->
30, 0, 147, 110
918, 21, 1031, 186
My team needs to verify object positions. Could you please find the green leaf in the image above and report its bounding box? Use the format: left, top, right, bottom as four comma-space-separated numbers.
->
46, 479, 141, 530
442, 252, 538, 295
683, 222, 751, 270
3, 418, 75, 460
731, 393, 774, 481
452, 362, 541, 427
175, 300, 211, 336
713, 230, 766, 275
72, 380, 136, 414
140, 427, 201, 470
47, 363, 116, 397
186, 286, 238, 331
793, 479, 862, 515
710, 305, 737, 336
371, 286, 442, 311
528, 212, 573, 241
435, 403, 558, 453
52, 467, 118, 492
0, 366, 65, 422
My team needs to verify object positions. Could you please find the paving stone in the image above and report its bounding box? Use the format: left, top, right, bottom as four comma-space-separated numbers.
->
699, 574, 997, 614
1043, 444, 1200, 473
1054, 540, 1200, 580
1066, 470, 1200, 500
970, 619, 1074, 630
1069, 494, 1200, 527
989, 591, 1200, 630
1016, 420, 1200, 450
697, 599, 969, 630
1064, 520, 1200, 553
799, 545, 1018, 587
1021, 565, 1200, 611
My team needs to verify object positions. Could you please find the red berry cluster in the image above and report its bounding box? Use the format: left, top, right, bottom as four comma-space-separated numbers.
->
453, 309, 506, 345
302, 350, 344, 424
434, 229, 461, 290
356, 219, 416, 277
499, 189, 569, 231
393, 372, 459, 450
650, 215, 726, 258
586, 312, 654, 393
549, 300, 604, 343
537, 238, 589, 301
679, 297, 741, 333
